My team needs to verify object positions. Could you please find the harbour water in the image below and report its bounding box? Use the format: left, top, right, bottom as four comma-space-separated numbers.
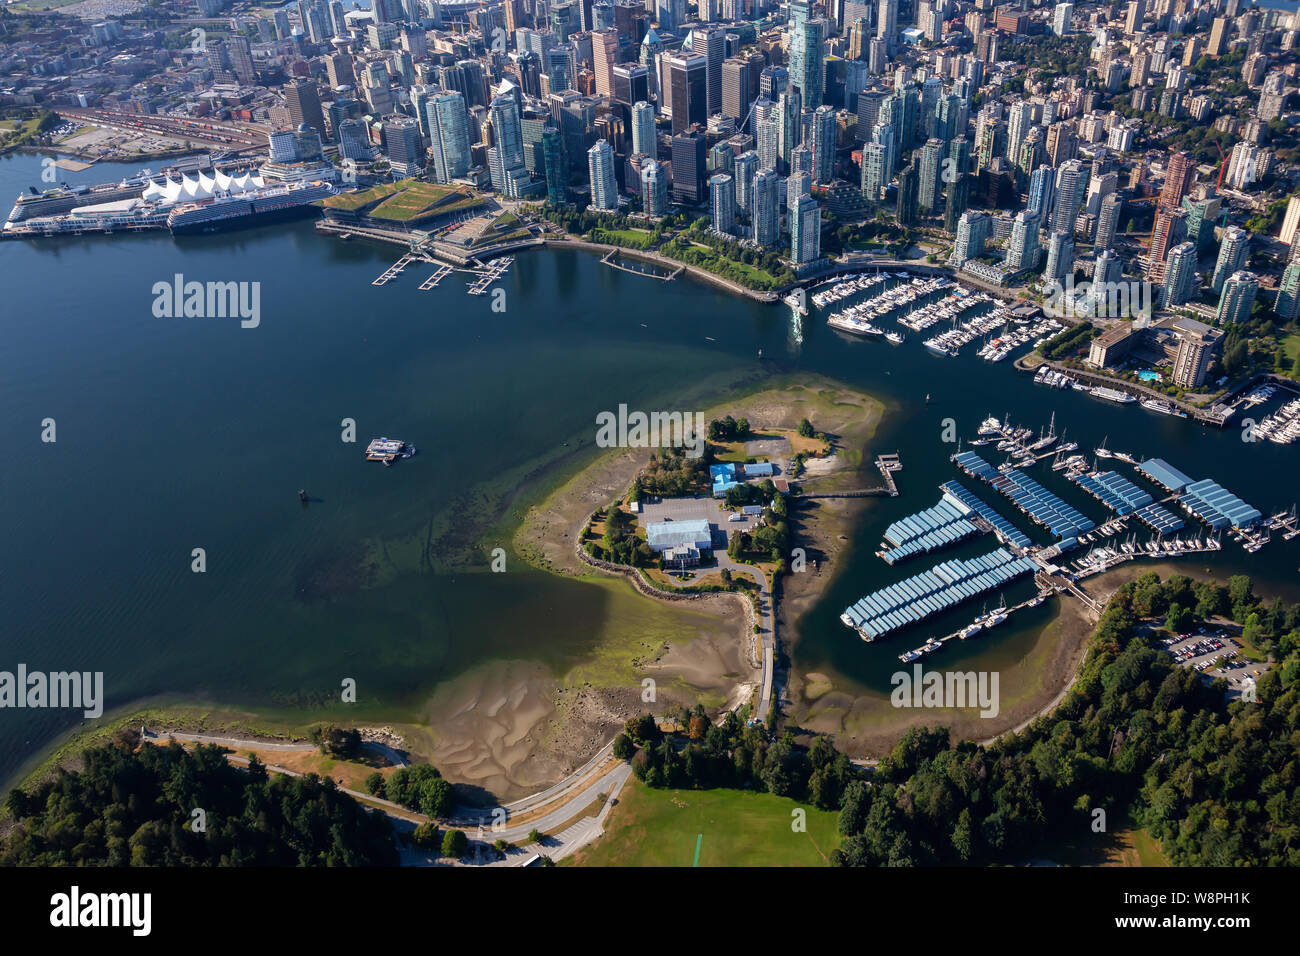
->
2, 150, 1298, 785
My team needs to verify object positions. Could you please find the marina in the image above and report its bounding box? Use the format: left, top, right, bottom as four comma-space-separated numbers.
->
825, 276, 954, 338
842, 401, 1291, 649
841, 547, 1038, 642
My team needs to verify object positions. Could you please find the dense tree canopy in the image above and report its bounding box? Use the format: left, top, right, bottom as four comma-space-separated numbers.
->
2, 733, 397, 866
834, 574, 1300, 867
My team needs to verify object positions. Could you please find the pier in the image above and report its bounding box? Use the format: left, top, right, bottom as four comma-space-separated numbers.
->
373, 253, 416, 286
875, 453, 902, 496
419, 264, 454, 290
466, 255, 513, 295
599, 248, 681, 281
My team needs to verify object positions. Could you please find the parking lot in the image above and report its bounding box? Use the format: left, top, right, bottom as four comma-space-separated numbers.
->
1160, 629, 1270, 695
636, 494, 759, 548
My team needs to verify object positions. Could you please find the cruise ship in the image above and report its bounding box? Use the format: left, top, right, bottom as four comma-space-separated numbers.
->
167, 179, 337, 234
5, 168, 335, 238
7, 175, 153, 223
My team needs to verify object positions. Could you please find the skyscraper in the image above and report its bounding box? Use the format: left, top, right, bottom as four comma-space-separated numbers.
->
385, 115, 424, 177
1044, 230, 1074, 285
1095, 192, 1123, 251
710, 173, 736, 234
897, 161, 919, 225
593, 28, 618, 99
1052, 2, 1073, 35
641, 159, 669, 216
1216, 271, 1259, 325
1146, 206, 1186, 282
632, 102, 656, 158
752, 168, 779, 246
811, 105, 835, 183
778, 89, 802, 173
1161, 242, 1198, 308
722, 58, 752, 124
426, 91, 471, 182
542, 126, 566, 205
1274, 262, 1300, 322
1006, 209, 1041, 272
588, 139, 618, 210
669, 53, 708, 133
918, 138, 943, 212
789, 193, 821, 264
943, 173, 971, 234
228, 34, 256, 85
1171, 320, 1223, 388
1050, 159, 1087, 236
734, 150, 758, 213
702, 26, 726, 116
755, 99, 779, 171
759, 66, 789, 101
671, 130, 707, 203
1212, 226, 1249, 294
860, 142, 888, 201
489, 93, 527, 193
285, 78, 326, 135
877, 0, 898, 56
951, 210, 991, 265
1093, 247, 1122, 291
1159, 150, 1194, 210
1027, 165, 1055, 224
789, 3, 826, 110
1004, 101, 1034, 165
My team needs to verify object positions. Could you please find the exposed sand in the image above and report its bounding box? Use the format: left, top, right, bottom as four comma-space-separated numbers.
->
417, 376, 882, 803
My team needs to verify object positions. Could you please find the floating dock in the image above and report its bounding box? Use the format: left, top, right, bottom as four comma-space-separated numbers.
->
466, 255, 513, 295
951, 451, 1095, 539
841, 547, 1038, 641
1067, 469, 1187, 534
1178, 478, 1262, 531
939, 481, 1034, 549
878, 495, 983, 565
373, 253, 415, 286
419, 264, 454, 290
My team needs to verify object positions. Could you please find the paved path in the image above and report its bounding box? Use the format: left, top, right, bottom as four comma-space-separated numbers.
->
143, 728, 408, 766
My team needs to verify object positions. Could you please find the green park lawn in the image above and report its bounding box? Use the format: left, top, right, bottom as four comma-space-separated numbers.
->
1283, 332, 1300, 363
566, 779, 842, 866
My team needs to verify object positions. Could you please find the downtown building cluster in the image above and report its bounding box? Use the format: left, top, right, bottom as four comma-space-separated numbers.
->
6, 0, 1300, 324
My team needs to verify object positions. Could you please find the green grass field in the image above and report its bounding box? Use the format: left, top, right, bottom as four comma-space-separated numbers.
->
1283, 332, 1300, 363
567, 780, 842, 866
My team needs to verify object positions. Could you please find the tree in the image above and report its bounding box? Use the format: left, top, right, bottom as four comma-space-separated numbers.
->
364, 772, 386, 797
412, 822, 441, 851
624, 713, 660, 746
1165, 603, 1193, 634
419, 776, 455, 818
612, 733, 635, 760
797, 418, 814, 438
441, 829, 468, 858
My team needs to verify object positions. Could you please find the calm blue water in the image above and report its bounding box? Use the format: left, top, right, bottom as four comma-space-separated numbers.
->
2, 149, 1297, 786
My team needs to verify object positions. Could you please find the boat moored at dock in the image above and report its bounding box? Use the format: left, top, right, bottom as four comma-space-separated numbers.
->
365, 437, 416, 465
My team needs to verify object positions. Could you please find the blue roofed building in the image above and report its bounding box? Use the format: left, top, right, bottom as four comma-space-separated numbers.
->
711, 462, 740, 497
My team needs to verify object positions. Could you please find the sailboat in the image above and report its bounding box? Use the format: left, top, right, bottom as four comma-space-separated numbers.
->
982, 594, 1008, 628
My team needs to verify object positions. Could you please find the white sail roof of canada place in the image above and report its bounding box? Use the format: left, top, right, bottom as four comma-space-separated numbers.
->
142, 170, 266, 204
